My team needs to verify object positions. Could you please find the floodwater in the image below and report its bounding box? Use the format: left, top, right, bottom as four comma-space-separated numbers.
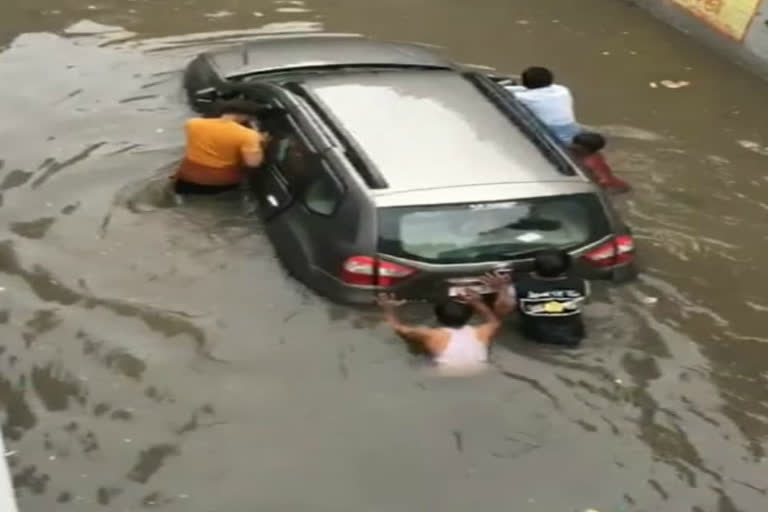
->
0, 0, 767, 511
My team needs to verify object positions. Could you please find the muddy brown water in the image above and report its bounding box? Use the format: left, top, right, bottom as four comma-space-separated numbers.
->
0, 1, 767, 511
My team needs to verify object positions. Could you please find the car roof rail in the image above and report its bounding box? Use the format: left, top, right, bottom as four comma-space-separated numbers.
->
283, 82, 389, 189
462, 72, 577, 177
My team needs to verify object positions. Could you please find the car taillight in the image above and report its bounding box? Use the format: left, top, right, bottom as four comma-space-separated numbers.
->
341, 256, 416, 287
583, 235, 635, 268
615, 235, 635, 263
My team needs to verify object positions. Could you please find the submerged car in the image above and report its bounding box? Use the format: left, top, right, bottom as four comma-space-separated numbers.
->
183, 33, 636, 304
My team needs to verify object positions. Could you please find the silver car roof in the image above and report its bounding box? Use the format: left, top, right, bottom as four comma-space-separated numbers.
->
303, 69, 584, 202
207, 34, 453, 78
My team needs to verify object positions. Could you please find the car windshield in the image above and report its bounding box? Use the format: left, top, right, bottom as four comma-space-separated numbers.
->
378, 193, 612, 264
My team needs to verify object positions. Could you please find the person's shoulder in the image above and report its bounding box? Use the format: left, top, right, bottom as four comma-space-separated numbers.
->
511, 87, 537, 98
513, 276, 535, 293
566, 274, 588, 289
426, 326, 450, 340
551, 83, 573, 96
186, 117, 218, 131
213, 120, 258, 143
505, 85, 527, 93
570, 274, 587, 284
237, 127, 263, 147
186, 116, 212, 125
229, 122, 259, 137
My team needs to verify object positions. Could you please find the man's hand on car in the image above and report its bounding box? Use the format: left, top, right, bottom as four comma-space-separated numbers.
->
482, 271, 512, 292
457, 289, 483, 305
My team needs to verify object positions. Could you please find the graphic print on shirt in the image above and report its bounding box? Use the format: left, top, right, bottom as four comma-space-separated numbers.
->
518, 288, 586, 317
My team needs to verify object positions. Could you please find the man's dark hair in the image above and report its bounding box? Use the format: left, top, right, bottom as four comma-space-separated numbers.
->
572, 132, 606, 154
521, 67, 554, 89
217, 99, 263, 118
434, 300, 473, 328
534, 249, 572, 278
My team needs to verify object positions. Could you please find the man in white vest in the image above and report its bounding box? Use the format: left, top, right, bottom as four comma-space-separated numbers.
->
505, 66, 580, 144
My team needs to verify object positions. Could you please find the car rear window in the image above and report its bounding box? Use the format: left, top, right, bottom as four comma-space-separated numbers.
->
378, 193, 612, 263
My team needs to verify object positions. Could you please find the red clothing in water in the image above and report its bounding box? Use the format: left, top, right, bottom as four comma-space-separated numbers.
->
580, 152, 630, 192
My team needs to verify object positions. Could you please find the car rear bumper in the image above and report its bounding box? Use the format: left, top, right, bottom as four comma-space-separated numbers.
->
611, 262, 638, 283
313, 262, 637, 305
313, 279, 378, 305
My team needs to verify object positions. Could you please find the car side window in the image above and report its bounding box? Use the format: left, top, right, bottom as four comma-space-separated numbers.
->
263, 115, 314, 194
261, 112, 345, 216
303, 170, 343, 216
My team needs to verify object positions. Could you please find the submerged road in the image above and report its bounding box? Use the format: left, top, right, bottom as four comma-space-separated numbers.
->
0, 1, 767, 511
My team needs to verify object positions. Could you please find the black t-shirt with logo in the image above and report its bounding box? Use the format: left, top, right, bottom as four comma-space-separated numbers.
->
513, 274, 588, 346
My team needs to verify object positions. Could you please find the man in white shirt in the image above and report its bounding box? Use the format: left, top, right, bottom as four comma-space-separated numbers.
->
505, 67, 580, 144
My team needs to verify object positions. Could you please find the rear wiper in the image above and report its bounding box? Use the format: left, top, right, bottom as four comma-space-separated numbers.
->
477, 248, 549, 261
438, 245, 547, 261
506, 218, 561, 231
479, 218, 561, 235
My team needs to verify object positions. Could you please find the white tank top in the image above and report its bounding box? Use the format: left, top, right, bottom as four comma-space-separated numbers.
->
433, 327, 489, 366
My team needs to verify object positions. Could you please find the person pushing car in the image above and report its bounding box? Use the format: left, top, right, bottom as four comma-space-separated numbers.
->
377, 249, 590, 366
376, 287, 505, 368
173, 99, 270, 195
490, 248, 590, 347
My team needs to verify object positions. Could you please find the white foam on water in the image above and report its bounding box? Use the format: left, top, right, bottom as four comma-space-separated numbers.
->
0, 437, 19, 512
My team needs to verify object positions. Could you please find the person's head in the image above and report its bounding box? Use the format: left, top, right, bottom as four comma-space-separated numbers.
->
534, 248, 572, 278
570, 132, 606, 156
434, 299, 474, 328
217, 99, 263, 123
521, 66, 554, 89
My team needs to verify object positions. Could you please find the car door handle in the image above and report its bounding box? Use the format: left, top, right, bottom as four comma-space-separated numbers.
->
267, 194, 279, 207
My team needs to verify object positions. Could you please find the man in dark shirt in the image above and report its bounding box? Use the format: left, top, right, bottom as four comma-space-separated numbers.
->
486, 248, 589, 347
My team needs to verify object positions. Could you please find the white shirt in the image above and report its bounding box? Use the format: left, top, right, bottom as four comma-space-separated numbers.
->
506, 84, 576, 127
433, 327, 488, 366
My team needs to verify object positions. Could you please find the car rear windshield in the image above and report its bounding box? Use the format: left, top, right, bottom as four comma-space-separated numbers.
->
378, 193, 612, 264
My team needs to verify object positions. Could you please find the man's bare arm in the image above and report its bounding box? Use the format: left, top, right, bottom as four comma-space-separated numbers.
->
380, 306, 432, 343
482, 273, 516, 317
493, 286, 516, 317
460, 290, 502, 344
241, 144, 264, 167
241, 132, 268, 168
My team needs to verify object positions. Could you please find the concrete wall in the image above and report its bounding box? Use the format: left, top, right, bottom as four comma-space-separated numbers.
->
627, 0, 768, 78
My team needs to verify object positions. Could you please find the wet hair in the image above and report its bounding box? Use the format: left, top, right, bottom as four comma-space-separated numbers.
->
572, 132, 606, 154
521, 66, 554, 89
434, 300, 474, 328
217, 99, 263, 118
534, 248, 572, 278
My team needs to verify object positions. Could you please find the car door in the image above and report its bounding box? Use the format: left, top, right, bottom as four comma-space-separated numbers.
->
252, 110, 350, 288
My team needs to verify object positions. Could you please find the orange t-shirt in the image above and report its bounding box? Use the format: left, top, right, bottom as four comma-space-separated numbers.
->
177, 118, 263, 186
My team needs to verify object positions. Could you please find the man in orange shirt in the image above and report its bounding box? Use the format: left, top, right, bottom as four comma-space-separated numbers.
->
174, 100, 269, 195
